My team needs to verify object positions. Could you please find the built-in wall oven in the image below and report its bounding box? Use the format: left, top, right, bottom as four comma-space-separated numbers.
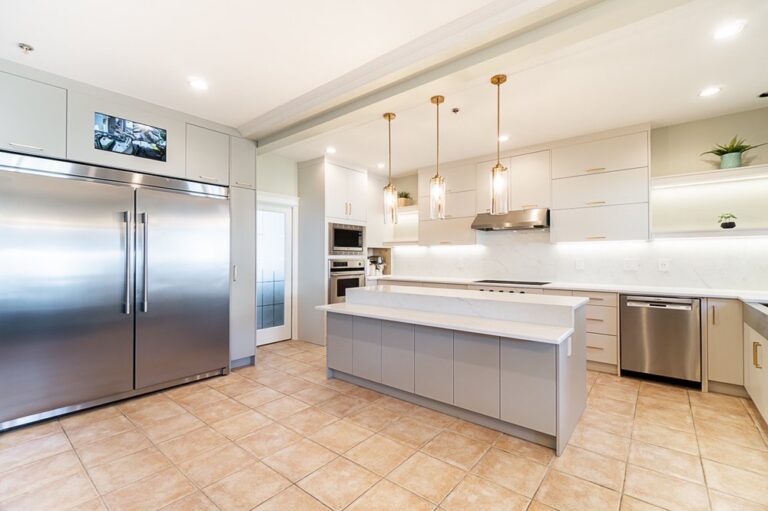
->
329, 259, 366, 303
329, 223, 364, 255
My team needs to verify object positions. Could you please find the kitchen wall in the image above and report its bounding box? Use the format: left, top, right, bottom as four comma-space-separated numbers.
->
393, 174, 418, 200
652, 106, 768, 176
257, 153, 298, 196
392, 232, 768, 290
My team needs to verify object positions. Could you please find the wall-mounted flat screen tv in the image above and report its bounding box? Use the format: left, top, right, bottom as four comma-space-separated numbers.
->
94, 112, 167, 162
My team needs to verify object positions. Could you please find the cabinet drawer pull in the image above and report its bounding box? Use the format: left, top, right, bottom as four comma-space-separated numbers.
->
754, 342, 763, 369
587, 345, 605, 350
235, 181, 253, 187
584, 167, 606, 173
586, 201, 606, 206
587, 318, 604, 322
589, 297, 604, 302
711, 305, 716, 325
586, 236, 606, 240
199, 175, 220, 182
9, 142, 44, 151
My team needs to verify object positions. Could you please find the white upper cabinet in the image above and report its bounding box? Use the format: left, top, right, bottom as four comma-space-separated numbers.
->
509, 151, 551, 211
551, 131, 648, 179
230, 137, 257, 189
419, 190, 476, 220
418, 217, 476, 245
325, 162, 367, 222
0, 71, 66, 158
475, 158, 509, 214
551, 203, 649, 242
552, 167, 648, 210
419, 163, 476, 197
186, 124, 230, 185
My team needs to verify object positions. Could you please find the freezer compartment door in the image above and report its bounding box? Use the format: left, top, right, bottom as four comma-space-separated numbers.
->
135, 188, 230, 388
0, 170, 135, 424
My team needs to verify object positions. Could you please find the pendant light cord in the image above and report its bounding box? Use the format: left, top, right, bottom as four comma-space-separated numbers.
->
496, 80, 501, 165
436, 99, 440, 177
387, 115, 392, 185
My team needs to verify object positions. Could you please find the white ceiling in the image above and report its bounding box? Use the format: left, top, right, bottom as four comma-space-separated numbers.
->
0, 0, 503, 127
271, 0, 768, 175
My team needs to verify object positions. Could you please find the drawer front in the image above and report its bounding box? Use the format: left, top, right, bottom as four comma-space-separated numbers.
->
585, 305, 617, 335
551, 167, 648, 210
384, 280, 422, 287
586, 333, 618, 364
543, 289, 573, 296
573, 291, 618, 307
550, 203, 649, 242
551, 131, 648, 179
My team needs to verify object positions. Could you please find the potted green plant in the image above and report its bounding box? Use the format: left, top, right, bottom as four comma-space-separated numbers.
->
718, 213, 737, 229
701, 136, 766, 169
397, 190, 414, 207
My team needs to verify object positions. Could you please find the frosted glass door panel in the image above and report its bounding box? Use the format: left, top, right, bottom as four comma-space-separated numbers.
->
257, 206, 292, 344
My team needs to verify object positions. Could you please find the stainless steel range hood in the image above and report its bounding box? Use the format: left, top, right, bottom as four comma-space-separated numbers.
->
471, 208, 550, 231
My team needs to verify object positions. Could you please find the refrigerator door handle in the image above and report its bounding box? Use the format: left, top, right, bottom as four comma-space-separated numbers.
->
123, 211, 131, 315
141, 212, 149, 312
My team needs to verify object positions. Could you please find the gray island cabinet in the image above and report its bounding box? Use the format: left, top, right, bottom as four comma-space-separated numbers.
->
319, 285, 588, 455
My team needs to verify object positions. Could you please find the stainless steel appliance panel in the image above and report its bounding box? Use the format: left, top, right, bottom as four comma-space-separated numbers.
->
329, 259, 365, 304
329, 223, 364, 255
135, 188, 230, 388
620, 295, 701, 382
0, 170, 135, 423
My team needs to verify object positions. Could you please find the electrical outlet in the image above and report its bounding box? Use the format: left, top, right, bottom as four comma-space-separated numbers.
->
575, 259, 585, 271
623, 259, 639, 272
658, 258, 671, 272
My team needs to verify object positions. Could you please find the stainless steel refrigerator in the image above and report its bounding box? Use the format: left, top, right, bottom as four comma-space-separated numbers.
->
0, 152, 230, 430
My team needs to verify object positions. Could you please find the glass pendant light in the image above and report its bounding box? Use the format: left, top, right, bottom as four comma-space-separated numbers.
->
490, 74, 509, 215
429, 95, 446, 220
382, 112, 398, 224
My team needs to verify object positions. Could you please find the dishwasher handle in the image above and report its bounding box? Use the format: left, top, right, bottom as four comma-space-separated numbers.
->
625, 295, 697, 311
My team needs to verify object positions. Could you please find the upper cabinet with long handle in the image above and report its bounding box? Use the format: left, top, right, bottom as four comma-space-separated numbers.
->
0, 71, 67, 158
230, 136, 257, 189
186, 124, 230, 185
325, 162, 367, 222
475, 151, 550, 214
551, 131, 648, 179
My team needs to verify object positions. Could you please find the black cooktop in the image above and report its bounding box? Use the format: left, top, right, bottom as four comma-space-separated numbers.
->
474, 279, 551, 286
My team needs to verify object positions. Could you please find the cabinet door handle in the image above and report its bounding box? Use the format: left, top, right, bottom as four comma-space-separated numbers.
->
349, 203, 352, 216
587, 317, 604, 322
711, 305, 716, 325
235, 181, 253, 187
9, 142, 44, 151
585, 167, 606, 173
199, 175, 220, 182
586, 345, 604, 350
589, 297, 604, 302
586, 236, 606, 240
754, 342, 763, 369
122, 211, 132, 315
233, 264, 238, 282
585, 201, 606, 206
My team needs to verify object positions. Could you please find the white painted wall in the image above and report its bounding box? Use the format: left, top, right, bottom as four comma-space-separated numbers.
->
257, 153, 298, 196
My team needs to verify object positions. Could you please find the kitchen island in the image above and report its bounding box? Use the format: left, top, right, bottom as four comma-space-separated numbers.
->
317, 285, 588, 455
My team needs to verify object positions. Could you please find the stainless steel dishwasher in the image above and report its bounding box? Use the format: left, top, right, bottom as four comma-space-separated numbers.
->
620, 295, 701, 383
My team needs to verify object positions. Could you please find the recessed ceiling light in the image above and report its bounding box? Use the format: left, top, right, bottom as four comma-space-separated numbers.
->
377, 162, 385, 169
498, 134, 509, 143
187, 76, 208, 91
699, 86, 721, 97
713, 20, 747, 40
17, 42, 34, 54
326, 146, 336, 154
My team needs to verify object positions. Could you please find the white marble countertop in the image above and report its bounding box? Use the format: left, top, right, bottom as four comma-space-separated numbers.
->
317, 302, 574, 344
367, 275, 768, 302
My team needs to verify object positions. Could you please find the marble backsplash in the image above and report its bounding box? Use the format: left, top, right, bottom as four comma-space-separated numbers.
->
390, 231, 768, 290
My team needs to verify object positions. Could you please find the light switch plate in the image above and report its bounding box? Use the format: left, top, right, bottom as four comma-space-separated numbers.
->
658, 258, 671, 272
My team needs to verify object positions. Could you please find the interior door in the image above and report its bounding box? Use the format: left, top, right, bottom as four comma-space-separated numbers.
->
135, 188, 230, 388
256, 204, 293, 345
0, 170, 134, 425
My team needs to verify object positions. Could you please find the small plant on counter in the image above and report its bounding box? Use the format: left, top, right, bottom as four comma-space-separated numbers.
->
701, 136, 766, 169
397, 190, 415, 207
718, 213, 737, 229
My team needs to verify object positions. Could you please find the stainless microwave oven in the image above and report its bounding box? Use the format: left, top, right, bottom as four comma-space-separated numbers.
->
329, 223, 364, 255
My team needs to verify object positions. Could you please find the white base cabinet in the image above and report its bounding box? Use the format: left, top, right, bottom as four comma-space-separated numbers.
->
707, 298, 743, 386
744, 323, 767, 421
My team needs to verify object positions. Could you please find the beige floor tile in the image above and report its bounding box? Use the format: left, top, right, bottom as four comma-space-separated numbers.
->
639, 382, 690, 403
299, 457, 380, 510
472, 448, 546, 497
422, 430, 489, 471
698, 436, 768, 475
591, 383, 639, 404
255, 486, 330, 511
189, 398, 251, 424
346, 405, 401, 431
0, 431, 72, 472
632, 420, 699, 456
262, 438, 337, 482
635, 403, 695, 433
214, 379, 262, 398
387, 451, 465, 504
140, 412, 205, 443
688, 391, 749, 413
71, 498, 108, 511
292, 384, 341, 406
535, 469, 621, 511
696, 419, 767, 451
163, 382, 211, 401
528, 502, 558, 511
177, 443, 255, 487
346, 386, 383, 403
628, 440, 704, 484
442, 474, 529, 511
0, 451, 82, 502
122, 399, 187, 428
703, 459, 768, 506
637, 394, 692, 414
709, 489, 768, 511
380, 417, 441, 448
64, 415, 135, 448
203, 463, 291, 511
280, 407, 338, 436
236, 386, 284, 408
692, 403, 756, 428
205, 372, 247, 386
348, 479, 435, 511
210, 410, 272, 440
0, 419, 63, 450
375, 396, 420, 415
494, 434, 554, 465
0, 471, 99, 511
58, 408, 119, 432
588, 394, 637, 418
595, 373, 641, 390
117, 394, 169, 414
409, 406, 458, 428
174, 387, 228, 409
568, 423, 631, 461
87, 446, 172, 494
77, 429, 152, 468
554, 445, 626, 491
309, 419, 375, 454
620, 496, 667, 510
317, 394, 368, 417
447, 419, 501, 444
344, 434, 414, 476
104, 467, 196, 511
579, 409, 635, 437
159, 491, 219, 511
157, 426, 228, 463
624, 465, 709, 511
269, 375, 315, 395
237, 422, 302, 458
257, 396, 310, 420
